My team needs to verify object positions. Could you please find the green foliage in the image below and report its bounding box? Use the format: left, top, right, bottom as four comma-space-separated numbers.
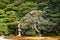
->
52, 0, 60, 3
0, 2, 6, 9
24, 30, 37, 36
18, 2, 38, 17
0, 0, 60, 36
0, 9, 5, 15
0, 9, 19, 35
0, 23, 9, 35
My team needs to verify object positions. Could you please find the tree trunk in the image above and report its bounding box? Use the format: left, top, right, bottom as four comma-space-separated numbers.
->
17, 24, 22, 36
34, 23, 42, 36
